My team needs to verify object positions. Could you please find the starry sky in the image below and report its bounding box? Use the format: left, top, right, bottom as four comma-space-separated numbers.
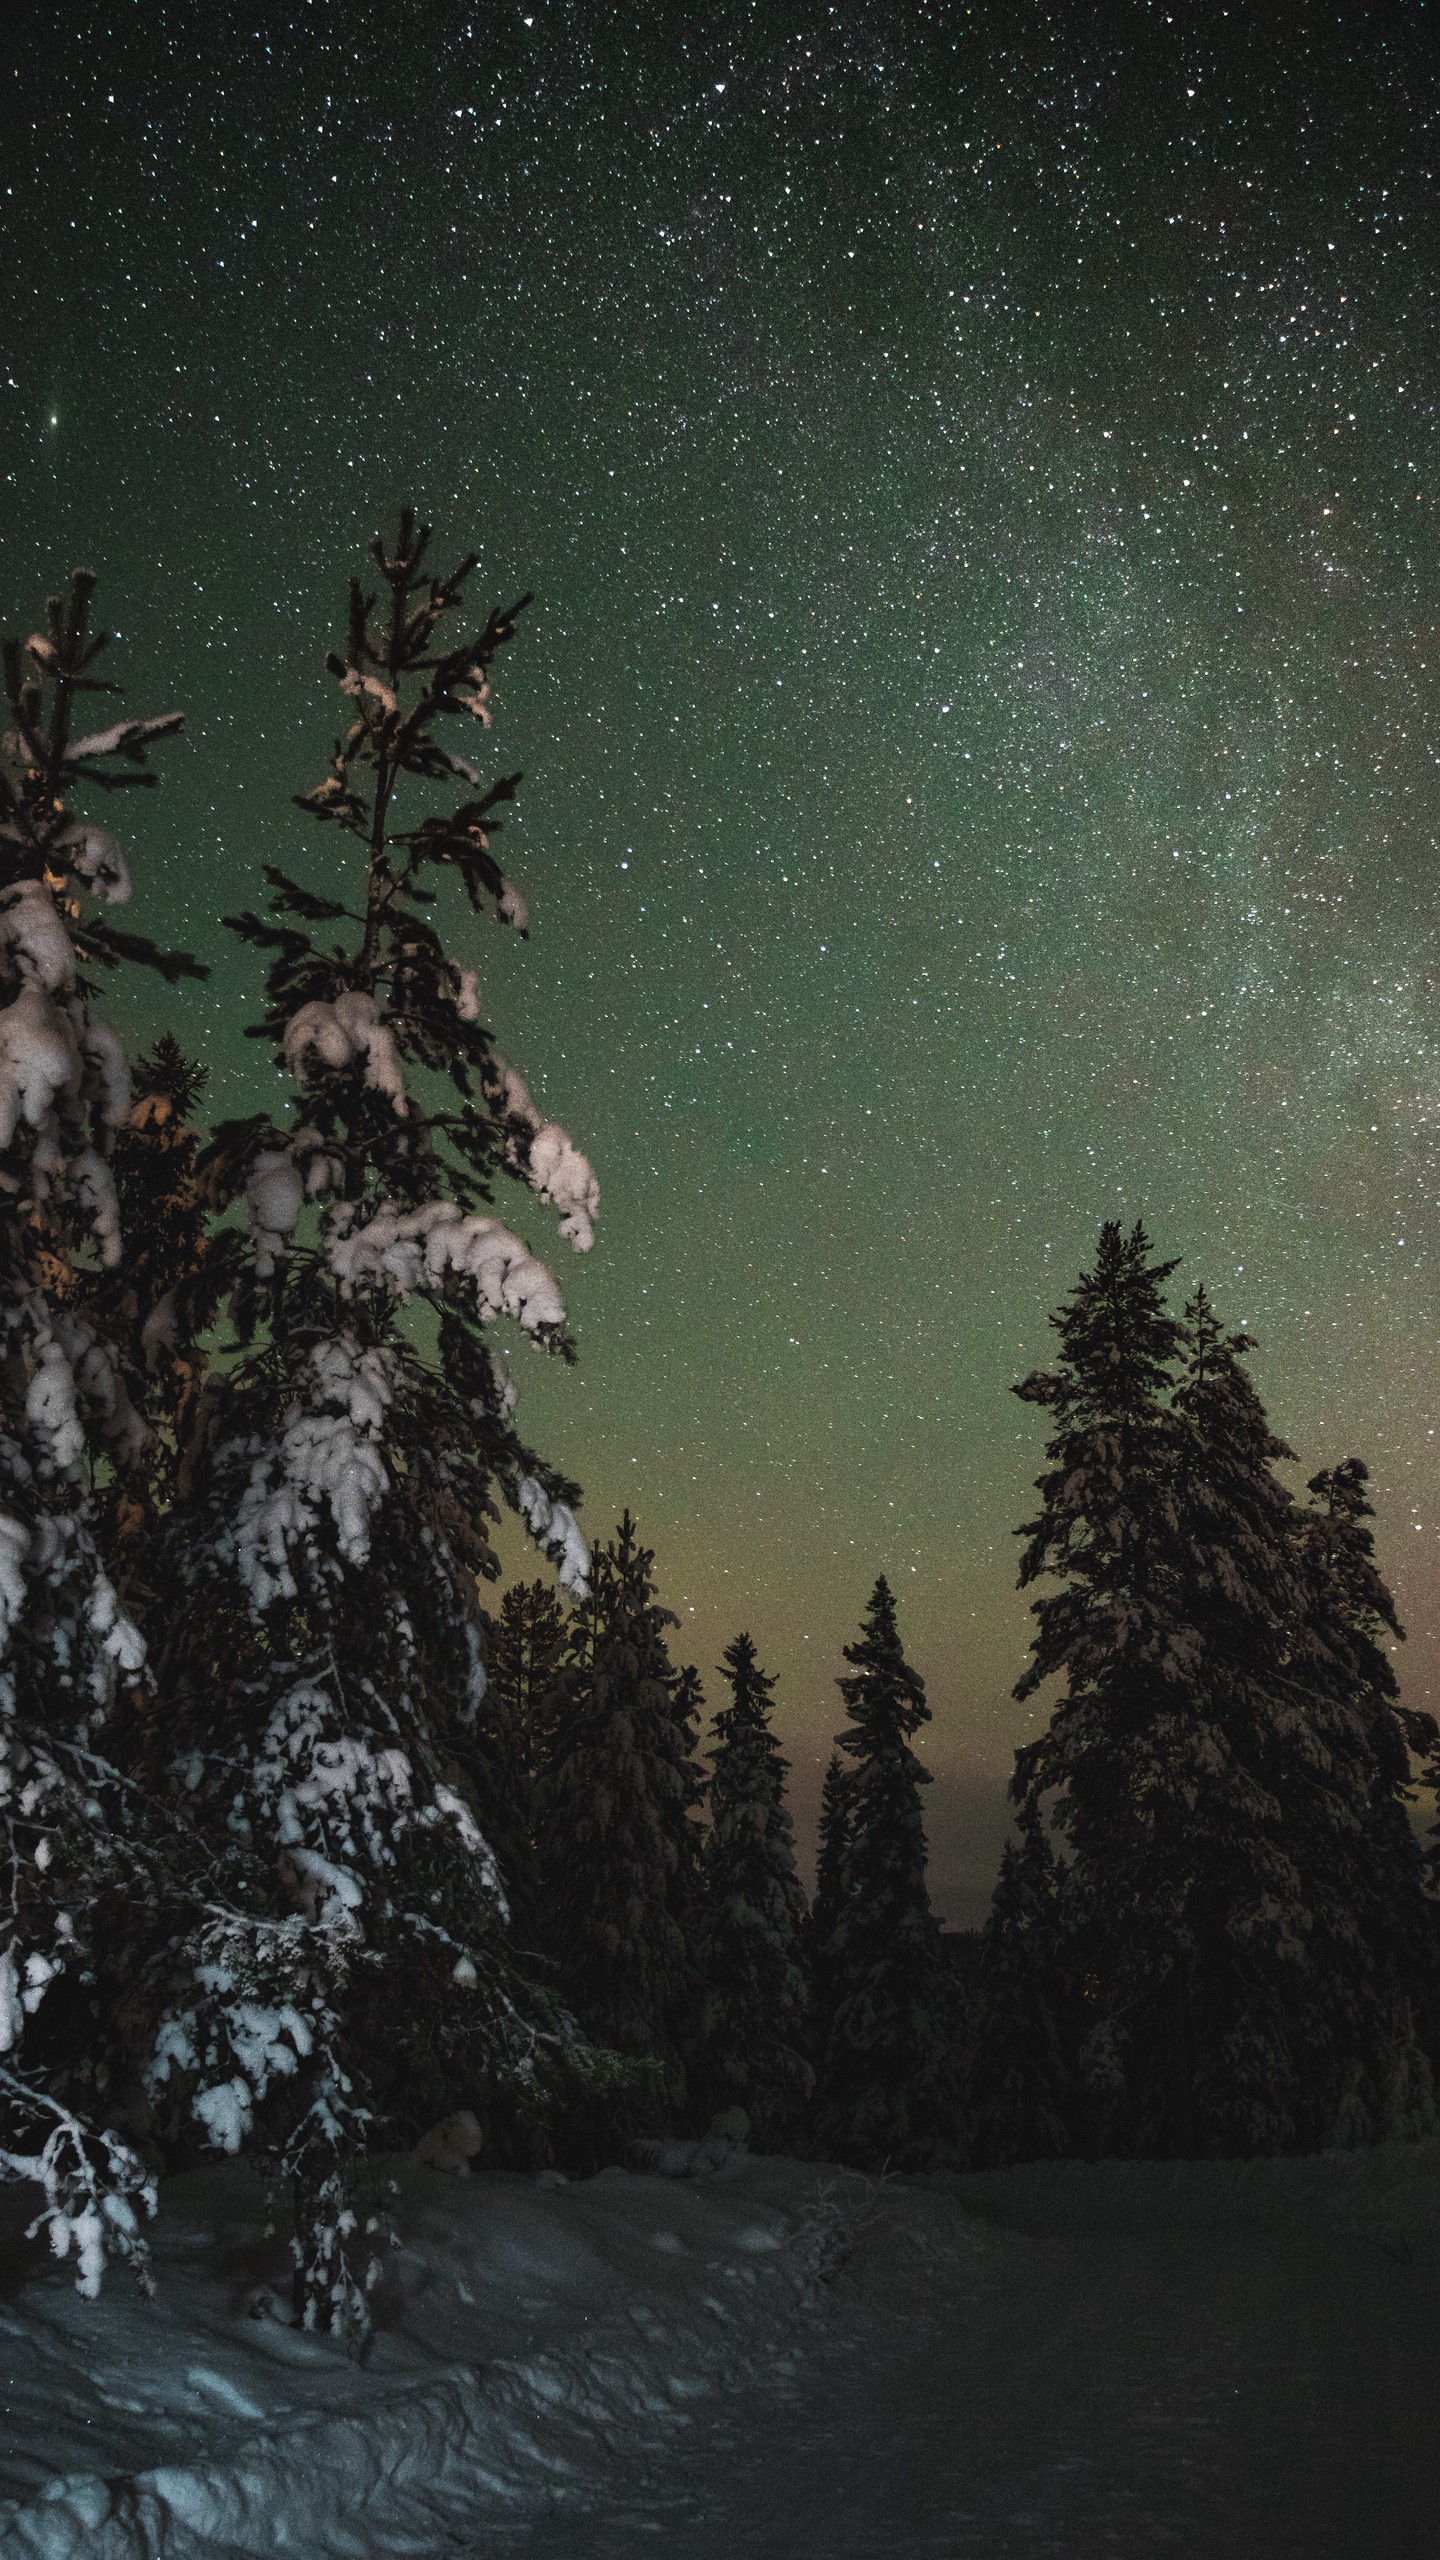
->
4, 4, 1438, 1922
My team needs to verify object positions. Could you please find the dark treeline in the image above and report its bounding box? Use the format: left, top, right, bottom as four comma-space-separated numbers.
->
2, 529, 1436, 2348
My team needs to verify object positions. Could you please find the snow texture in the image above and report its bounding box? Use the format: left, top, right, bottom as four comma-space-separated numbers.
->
54, 821, 132, 906
0, 2150, 860, 2558
518, 1473, 590, 1597
0, 881, 78, 993
496, 1063, 599, 1252
283, 991, 408, 1115
225, 1337, 398, 1609
0, 987, 80, 1149
330, 1199, 567, 1332
8, 2139, 1439, 2558
244, 1150, 305, 1278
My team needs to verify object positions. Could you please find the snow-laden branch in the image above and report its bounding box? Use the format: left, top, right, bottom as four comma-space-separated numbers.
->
223, 1337, 398, 1611
493, 1063, 598, 1253
330, 1199, 566, 1331
518, 1474, 590, 1598
284, 991, 408, 1115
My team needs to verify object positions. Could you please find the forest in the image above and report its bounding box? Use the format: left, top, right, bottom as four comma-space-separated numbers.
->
3, 519, 1436, 2354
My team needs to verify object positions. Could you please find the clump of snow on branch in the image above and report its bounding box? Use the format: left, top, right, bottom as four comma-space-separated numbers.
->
80, 1015, 131, 1132
330, 1199, 566, 1332
15, 1304, 144, 1475
243, 1131, 345, 1273
0, 879, 77, 992
0, 986, 80, 1146
0, 879, 133, 1262
247, 1148, 306, 1277
0, 2084, 155, 2299
53, 819, 132, 905
494, 1063, 598, 1253
284, 990, 408, 1115
52, 1310, 145, 1462
225, 1337, 398, 1610
518, 1474, 590, 1598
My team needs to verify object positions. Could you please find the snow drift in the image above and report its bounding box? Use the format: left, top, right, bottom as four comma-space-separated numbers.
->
0, 2151, 895, 2559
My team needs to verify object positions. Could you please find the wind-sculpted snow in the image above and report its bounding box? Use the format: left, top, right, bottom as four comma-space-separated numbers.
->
6, 2141, 1440, 2556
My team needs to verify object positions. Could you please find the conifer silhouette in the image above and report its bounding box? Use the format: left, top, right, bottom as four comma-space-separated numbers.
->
812, 1577, 946, 2169
697, 1633, 812, 2147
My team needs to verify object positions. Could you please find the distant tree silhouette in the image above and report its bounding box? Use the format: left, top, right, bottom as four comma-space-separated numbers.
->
697, 1633, 812, 2146
812, 1577, 947, 2168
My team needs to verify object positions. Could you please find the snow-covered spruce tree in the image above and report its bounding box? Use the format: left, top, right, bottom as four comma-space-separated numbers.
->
1012, 1221, 1192, 2153
0, 567, 200, 2290
959, 1800, 1072, 2170
82, 1036, 215, 1677
812, 1577, 947, 2170
1013, 1243, 1352, 2159
149, 513, 605, 2335
1293, 1458, 1439, 2143
1156, 1285, 1316, 2155
696, 1633, 812, 2148
533, 1513, 699, 2135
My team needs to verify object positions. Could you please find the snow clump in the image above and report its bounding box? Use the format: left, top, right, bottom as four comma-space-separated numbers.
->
54, 819, 132, 905
0, 879, 77, 992
517, 1474, 589, 1598
495, 1064, 598, 1252
246, 1149, 306, 1277
330, 1200, 566, 1332
284, 989, 409, 1115
227, 1337, 398, 1610
0, 986, 80, 1147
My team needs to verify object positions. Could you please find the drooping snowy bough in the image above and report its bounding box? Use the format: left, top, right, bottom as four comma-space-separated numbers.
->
0, 570, 200, 2292
152, 514, 609, 2339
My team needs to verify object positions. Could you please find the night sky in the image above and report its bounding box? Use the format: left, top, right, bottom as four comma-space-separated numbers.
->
4, 5, 1438, 1922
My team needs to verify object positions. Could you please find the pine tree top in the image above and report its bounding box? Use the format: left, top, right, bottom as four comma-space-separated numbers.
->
836, 1575, 931, 1755
1018, 1221, 1181, 1425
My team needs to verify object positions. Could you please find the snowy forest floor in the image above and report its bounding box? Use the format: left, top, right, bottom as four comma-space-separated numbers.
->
4, 2144, 1440, 2559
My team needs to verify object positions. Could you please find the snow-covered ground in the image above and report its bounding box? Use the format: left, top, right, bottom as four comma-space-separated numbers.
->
0, 2148, 924, 2558
4, 2141, 1440, 2557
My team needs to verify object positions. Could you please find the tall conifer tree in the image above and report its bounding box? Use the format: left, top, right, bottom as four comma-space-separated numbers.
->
149, 513, 602, 2334
959, 1801, 1072, 2169
1156, 1286, 1314, 2153
1011, 1222, 1192, 2150
533, 1514, 697, 2122
0, 568, 199, 2286
697, 1634, 812, 2147
1294, 1458, 1439, 2142
468, 1576, 568, 1941
812, 1577, 946, 2169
